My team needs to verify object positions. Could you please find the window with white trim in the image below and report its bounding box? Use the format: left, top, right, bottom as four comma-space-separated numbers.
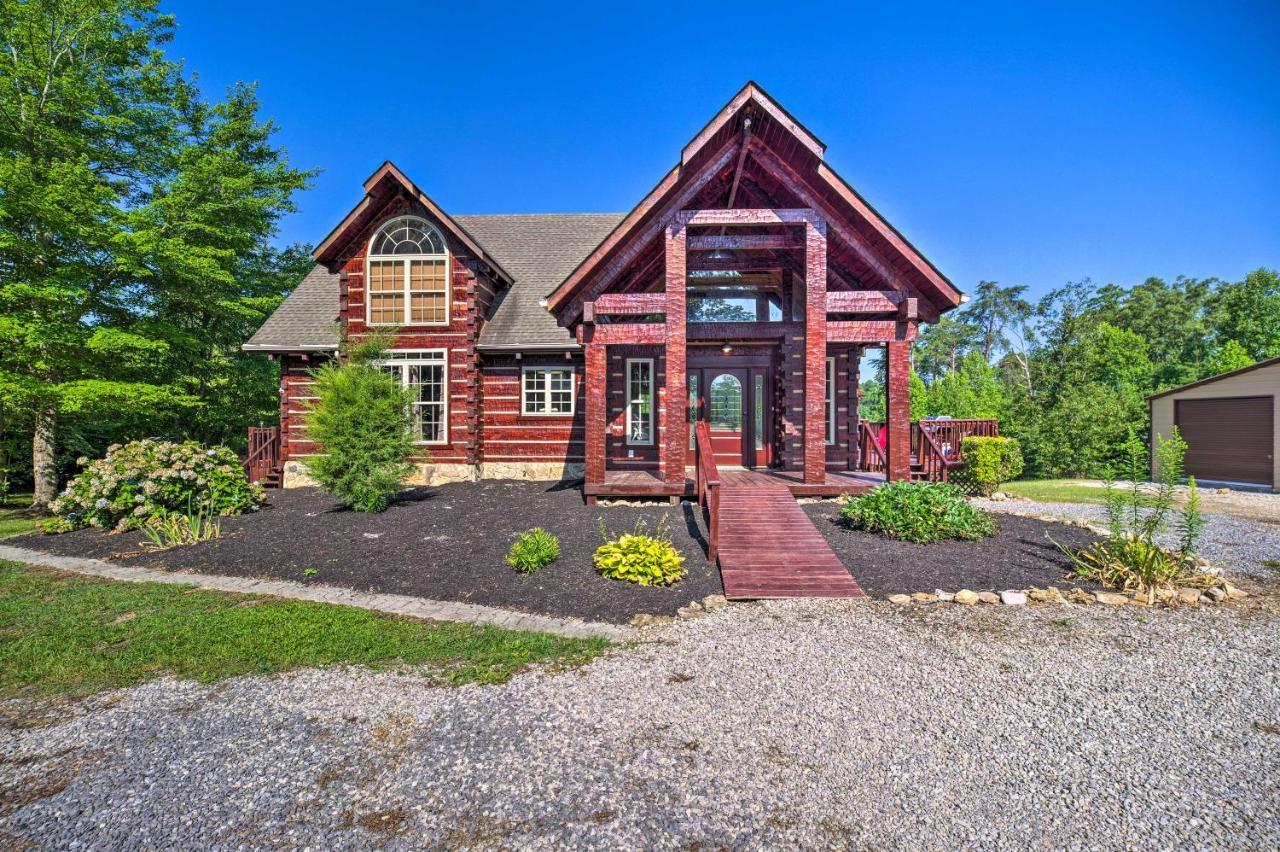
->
378, 350, 448, 444
366, 216, 449, 326
826, 356, 836, 445
522, 366, 575, 416
626, 359, 654, 445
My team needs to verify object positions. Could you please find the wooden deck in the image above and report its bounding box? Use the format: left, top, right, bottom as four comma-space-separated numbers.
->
585, 467, 886, 499
715, 480, 864, 599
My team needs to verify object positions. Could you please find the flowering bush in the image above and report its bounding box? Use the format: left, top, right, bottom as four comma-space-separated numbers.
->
47, 439, 264, 533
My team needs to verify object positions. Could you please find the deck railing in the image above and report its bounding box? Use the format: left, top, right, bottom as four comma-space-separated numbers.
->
243, 426, 280, 485
856, 418, 999, 481
693, 420, 721, 561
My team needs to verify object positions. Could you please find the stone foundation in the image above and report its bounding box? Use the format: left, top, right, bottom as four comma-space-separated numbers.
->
281, 459, 585, 488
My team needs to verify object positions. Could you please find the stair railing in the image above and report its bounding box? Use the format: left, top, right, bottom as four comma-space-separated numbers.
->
857, 420, 887, 473
243, 426, 280, 485
693, 420, 721, 561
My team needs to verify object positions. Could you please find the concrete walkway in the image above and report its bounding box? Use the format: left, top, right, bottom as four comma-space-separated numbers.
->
0, 544, 632, 641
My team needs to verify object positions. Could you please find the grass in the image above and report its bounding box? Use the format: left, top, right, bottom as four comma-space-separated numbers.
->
0, 560, 609, 701
0, 493, 44, 538
1002, 479, 1158, 507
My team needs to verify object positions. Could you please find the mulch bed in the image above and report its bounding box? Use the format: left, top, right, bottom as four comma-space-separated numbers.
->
14, 482, 720, 625
801, 502, 1102, 597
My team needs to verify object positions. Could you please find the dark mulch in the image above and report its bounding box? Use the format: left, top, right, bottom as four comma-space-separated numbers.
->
801, 502, 1102, 597
14, 482, 720, 625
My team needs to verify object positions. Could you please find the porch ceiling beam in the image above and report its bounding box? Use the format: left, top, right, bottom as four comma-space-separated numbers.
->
686, 322, 801, 340
688, 256, 785, 272
678, 207, 821, 227
745, 137, 940, 323
827, 320, 918, 343
689, 235, 802, 251
826, 290, 903, 314
579, 322, 666, 345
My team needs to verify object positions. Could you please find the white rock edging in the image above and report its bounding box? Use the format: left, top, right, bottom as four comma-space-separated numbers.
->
0, 544, 631, 641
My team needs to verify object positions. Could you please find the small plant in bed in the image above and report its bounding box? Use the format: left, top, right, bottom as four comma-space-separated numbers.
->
953, 436, 1023, 497
840, 481, 995, 543
44, 439, 262, 533
506, 528, 560, 574
593, 519, 686, 586
1058, 429, 1217, 603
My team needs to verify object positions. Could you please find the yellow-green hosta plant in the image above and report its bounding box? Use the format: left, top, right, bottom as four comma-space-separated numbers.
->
593, 520, 686, 586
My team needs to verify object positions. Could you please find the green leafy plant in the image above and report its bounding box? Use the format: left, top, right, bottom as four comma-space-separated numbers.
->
47, 439, 263, 533
139, 500, 222, 551
303, 568, 318, 578
505, 528, 561, 574
1058, 428, 1214, 600
840, 481, 995, 543
953, 436, 1023, 496
593, 519, 686, 586
303, 334, 418, 513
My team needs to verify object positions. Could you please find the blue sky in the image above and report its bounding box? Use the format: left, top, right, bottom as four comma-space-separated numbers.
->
169, 0, 1279, 301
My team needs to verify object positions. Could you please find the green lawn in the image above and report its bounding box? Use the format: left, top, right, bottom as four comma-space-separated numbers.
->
0, 493, 44, 538
0, 560, 609, 701
1002, 479, 1158, 506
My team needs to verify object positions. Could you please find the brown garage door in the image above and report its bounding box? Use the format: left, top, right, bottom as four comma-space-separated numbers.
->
1175, 396, 1273, 486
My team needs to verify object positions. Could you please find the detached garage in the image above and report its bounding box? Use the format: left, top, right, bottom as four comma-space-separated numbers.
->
1149, 357, 1280, 490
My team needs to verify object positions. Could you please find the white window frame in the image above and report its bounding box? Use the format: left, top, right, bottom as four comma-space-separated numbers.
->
377, 349, 449, 446
826, 356, 836, 445
625, 358, 655, 445
365, 216, 450, 327
521, 365, 576, 417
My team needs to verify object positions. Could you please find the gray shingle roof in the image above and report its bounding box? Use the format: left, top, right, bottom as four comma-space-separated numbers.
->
243, 213, 623, 352
243, 264, 341, 351
456, 213, 624, 349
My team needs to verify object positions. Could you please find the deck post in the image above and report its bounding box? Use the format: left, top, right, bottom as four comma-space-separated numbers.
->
662, 222, 688, 486
848, 345, 861, 471
584, 330, 607, 501
803, 218, 828, 484
885, 339, 912, 481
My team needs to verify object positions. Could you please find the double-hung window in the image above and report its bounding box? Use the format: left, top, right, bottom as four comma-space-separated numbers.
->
366, 216, 449, 326
626, 359, 654, 445
522, 366, 575, 416
378, 350, 448, 444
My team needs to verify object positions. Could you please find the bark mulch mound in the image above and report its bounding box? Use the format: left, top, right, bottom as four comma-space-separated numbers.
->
15, 482, 720, 625
802, 502, 1102, 597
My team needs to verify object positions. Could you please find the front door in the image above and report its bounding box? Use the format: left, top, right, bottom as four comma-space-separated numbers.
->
706, 369, 748, 467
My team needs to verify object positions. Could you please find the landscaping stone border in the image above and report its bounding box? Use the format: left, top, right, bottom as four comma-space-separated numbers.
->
0, 544, 633, 641
885, 581, 1249, 609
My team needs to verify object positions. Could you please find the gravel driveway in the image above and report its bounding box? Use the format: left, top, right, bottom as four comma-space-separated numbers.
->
3, 597, 1277, 849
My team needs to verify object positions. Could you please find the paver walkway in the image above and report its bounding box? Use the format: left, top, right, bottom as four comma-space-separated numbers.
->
715, 482, 864, 599
0, 544, 631, 641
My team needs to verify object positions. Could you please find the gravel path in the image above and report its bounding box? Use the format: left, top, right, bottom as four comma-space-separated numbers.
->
3, 597, 1277, 849
974, 499, 1280, 580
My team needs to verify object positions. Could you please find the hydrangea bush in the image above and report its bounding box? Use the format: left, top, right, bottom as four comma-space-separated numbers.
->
47, 439, 264, 532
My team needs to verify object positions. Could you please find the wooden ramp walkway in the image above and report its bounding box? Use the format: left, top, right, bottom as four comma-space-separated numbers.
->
715, 480, 865, 600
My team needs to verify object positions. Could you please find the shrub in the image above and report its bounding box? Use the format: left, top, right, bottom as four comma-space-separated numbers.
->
954, 436, 1023, 496
139, 502, 222, 550
840, 481, 995, 543
506, 528, 560, 573
593, 520, 686, 586
303, 338, 417, 513
47, 439, 262, 532
1060, 429, 1212, 600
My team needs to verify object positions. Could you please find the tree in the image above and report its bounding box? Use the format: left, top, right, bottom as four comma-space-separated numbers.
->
1209, 268, 1280, 361
914, 316, 980, 382
958, 280, 1032, 361
302, 337, 416, 512
0, 1, 312, 503
922, 351, 1008, 419
1201, 340, 1254, 378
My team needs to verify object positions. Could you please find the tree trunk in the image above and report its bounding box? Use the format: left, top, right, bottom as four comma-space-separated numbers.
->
32, 406, 58, 506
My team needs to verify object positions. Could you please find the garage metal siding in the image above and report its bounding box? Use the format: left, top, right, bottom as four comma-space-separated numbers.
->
1175, 396, 1274, 486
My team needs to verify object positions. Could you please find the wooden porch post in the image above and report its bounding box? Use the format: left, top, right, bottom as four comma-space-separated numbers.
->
803, 218, 828, 484
584, 331, 607, 502
848, 345, 861, 471
885, 339, 912, 481
662, 222, 688, 486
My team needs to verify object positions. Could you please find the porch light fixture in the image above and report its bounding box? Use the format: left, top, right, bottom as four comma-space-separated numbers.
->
721, 343, 733, 355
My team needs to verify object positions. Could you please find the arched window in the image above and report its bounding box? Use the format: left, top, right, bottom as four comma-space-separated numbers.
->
366, 216, 449, 325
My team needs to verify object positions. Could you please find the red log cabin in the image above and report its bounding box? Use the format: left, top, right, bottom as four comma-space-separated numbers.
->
244, 82, 988, 502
